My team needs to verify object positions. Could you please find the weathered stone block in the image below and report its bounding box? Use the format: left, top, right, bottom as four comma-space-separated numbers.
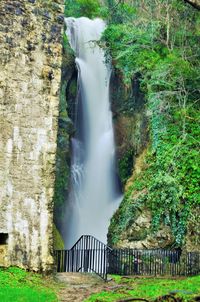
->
0, 245, 8, 267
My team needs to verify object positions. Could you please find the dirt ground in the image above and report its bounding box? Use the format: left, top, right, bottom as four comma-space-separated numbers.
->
56, 272, 115, 302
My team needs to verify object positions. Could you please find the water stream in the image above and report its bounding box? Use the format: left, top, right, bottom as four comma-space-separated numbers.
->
64, 17, 122, 249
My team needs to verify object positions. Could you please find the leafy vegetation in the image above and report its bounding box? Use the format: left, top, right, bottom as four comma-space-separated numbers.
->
64, 0, 105, 19
85, 275, 200, 302
61, 0, 199, 246
0, 267, 58, 302
103, 0, 200, 246
118, 149, 134, 185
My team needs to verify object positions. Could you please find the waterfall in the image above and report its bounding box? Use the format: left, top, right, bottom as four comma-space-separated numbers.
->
64, 17, 122, 248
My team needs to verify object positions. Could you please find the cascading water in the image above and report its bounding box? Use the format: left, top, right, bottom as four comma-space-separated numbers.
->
64, 17, 122, 249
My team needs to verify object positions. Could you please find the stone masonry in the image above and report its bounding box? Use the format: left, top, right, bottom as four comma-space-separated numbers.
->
0, 0, 64, 271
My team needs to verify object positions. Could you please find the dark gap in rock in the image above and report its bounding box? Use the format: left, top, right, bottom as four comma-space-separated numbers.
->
0, 233, 8, 245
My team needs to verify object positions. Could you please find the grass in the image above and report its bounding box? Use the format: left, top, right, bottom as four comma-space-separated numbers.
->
1, 267, 199, 302
0, 267, 58, 302
85, 275, 200, 301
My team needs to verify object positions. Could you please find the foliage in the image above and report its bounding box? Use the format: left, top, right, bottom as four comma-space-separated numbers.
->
106, 1, 136, 24
0, 267, 58, 302
118, 149, 134, 185
85, 275, 200, 302
64, 0, 105, 19
148, 172, 186, 243
104, 0, 200, 246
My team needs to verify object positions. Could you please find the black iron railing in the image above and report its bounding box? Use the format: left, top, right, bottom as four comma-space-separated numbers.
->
54, 235, 200, 281
108, 249, 200, 276
54, 235, 111, 280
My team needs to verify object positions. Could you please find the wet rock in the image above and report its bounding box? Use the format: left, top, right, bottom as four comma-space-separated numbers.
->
48, 70, 54, 81
0, 18, 12, 26
6, 36, 12, 44
51, 3, 63, 13
5, 5, 15, 13
57, 15, 64, 24
21, 19, 28, 27
58, 116, 73, 131
43, 11, 51, 20
0, 26, 9, 33
51, 25, 60, 34
15, 8, 23, 15
27, 41, 36, 51
48, 25, 61, 43
32, 8, 41, 16
41, 33, 46, 42
47, 46, 53, 55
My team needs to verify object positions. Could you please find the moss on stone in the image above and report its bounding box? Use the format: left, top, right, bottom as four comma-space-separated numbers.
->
127, 229, 148, 241
53, 224, 64, 250
53, 34, 77, 236
118, 149, 134, 185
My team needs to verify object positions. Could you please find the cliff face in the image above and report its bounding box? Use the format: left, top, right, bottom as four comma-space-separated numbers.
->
108, 69, 199, 253
110, 72, 148, 185
0, 0, 64, 271
53, 38, 76, 240
103, 0, 199, 252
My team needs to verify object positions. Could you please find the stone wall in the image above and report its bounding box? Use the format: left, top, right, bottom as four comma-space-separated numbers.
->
0, 0, 64, 271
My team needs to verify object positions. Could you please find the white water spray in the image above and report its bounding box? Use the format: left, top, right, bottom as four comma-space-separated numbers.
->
64, 17, 122, 248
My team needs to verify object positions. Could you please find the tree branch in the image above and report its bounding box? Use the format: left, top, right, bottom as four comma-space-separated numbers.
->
183, 0, 200, 10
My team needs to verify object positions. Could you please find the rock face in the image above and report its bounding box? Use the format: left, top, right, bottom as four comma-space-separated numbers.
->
53, 39, 76, 238
0, 0, 64, 271
116, 208, 175, 249
110, 72, 148, 185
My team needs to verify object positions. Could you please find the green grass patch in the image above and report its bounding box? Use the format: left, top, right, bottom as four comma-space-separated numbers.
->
85, 275, 200, 301
0, 267, 58, 302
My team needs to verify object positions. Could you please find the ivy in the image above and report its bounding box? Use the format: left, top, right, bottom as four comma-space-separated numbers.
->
105, 0, 200, 246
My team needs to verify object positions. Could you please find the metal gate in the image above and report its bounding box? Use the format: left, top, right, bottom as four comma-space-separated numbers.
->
54, 235, 111, 280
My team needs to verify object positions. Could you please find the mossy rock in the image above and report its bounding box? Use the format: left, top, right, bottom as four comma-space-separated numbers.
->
53, 224, 64, 250
127, 229, 148, 241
